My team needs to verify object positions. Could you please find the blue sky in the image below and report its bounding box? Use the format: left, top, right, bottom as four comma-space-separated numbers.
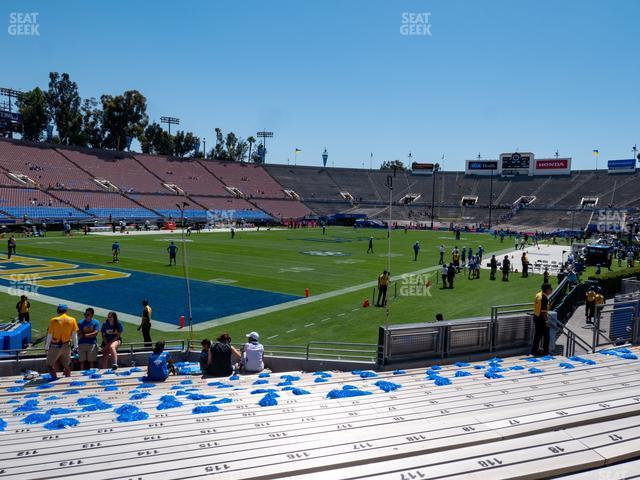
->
2, 0, 639, 170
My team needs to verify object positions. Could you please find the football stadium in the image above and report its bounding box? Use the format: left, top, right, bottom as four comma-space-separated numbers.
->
1, 2, 640, 479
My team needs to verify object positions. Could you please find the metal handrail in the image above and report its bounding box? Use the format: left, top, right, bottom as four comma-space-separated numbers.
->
0, 339, 186, 360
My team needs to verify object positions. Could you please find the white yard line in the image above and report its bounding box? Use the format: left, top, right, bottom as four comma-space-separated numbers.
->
285, 329, 297, 334
304, 323, 315, 328
266, 334, 279, 340
187, 245, 516, 331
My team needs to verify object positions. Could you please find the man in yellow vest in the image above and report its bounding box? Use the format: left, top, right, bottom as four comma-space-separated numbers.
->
45, 304, 78, 379
376, 271, 389, 307
585, 287, 596, 325
531, 283, 553, 356
594, 288, 605, 324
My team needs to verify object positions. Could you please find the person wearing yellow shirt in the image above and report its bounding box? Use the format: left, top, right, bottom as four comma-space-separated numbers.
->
376, 270, 389, 307
531, 284, 553, 356
585, 287, 596, 325
594, 289, 605, 323
45, 304, 78, 380
15, 295, 31, 322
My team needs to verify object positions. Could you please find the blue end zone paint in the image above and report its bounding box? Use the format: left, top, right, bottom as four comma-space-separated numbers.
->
0, 255, 300, 327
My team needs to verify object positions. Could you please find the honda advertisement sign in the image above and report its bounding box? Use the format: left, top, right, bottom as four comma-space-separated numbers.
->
533, 157, 571, 175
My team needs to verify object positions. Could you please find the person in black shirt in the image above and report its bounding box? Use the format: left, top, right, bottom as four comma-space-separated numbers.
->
447, 263, 456, 289
206, 333, 241, 377
502, 255, 511, 281
489, 255, 497, 280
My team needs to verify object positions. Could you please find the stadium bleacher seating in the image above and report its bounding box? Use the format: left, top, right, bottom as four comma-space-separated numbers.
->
125, 193, 207, 220
50, 190, 159, 219
134, 154, 231, 196
203, 160, 286, 198
0, 187, 88, 220
0, 347, 639, 478
2, 137, 640, 227
56, 146, 167, 194
0, 139, 98, 191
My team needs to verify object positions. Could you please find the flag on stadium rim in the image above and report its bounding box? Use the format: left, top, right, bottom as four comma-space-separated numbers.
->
295, 148, 301, 153
592, 149, 599, 156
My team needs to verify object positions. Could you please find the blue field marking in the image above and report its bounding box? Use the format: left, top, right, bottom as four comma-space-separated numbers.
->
0, 254, 300, 327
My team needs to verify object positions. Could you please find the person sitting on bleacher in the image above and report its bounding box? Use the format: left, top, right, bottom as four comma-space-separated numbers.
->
206, 333, 241, 377
199, 339, 211, 374
101, 312, 123, 370
241, 331, 264, 373
146, 341, 175, 382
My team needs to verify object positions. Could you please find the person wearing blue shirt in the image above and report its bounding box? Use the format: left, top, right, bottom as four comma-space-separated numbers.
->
111, 241, 120, 263
78, 307, 100, 370
413, 241, 420, 261
199, 339, 212, 374
147, 341, 174, 381
167, 241, 178, 266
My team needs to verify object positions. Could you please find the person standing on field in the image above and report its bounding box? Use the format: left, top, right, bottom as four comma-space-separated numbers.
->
167, 241, 178, 266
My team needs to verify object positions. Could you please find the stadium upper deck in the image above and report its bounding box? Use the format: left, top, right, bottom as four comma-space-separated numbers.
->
0, 137, 638, 228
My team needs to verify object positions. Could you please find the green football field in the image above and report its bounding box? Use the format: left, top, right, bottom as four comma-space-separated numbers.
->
1, 227, 548, 348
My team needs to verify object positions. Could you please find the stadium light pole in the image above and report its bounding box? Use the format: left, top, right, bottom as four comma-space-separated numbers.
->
177, 202, 194, 344
430, 163, 440, 229
161, 116, 180, 136
385, 167, 397, 330
488, 166, 495, 229
257, 130, 274, 163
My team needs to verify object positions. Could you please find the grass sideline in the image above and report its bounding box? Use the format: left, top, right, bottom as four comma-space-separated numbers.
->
1, 227, 553, 347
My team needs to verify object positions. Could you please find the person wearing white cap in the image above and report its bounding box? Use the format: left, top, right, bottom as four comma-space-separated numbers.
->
241, 331, 264, 373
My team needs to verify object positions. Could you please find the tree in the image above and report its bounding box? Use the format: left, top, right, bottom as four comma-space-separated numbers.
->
79, 98, 105, 148
140, 122, 173, 155
101, 90, 148, 151
212, 127, 226, 160
46, 72, 82, 145
247, 136, 256, 164
173, 130, 200, 157
380, 160, 406, 171
17, 87, 49, 141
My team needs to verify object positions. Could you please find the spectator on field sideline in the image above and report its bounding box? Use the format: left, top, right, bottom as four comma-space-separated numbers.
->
78, 307, 100, 370
502, 255, 511, 281
440, 263, 448, 288
241, 331, 265, 373
438, 244, 445, 264
413, 241, 420, 261
489, 255, 497, 280
376, 270, 389, 307
167, 241, 178, 266
45, 304, 78, 380
101, 311, 123, 370
7, 235, 16, 260
16, 295, 30, 322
